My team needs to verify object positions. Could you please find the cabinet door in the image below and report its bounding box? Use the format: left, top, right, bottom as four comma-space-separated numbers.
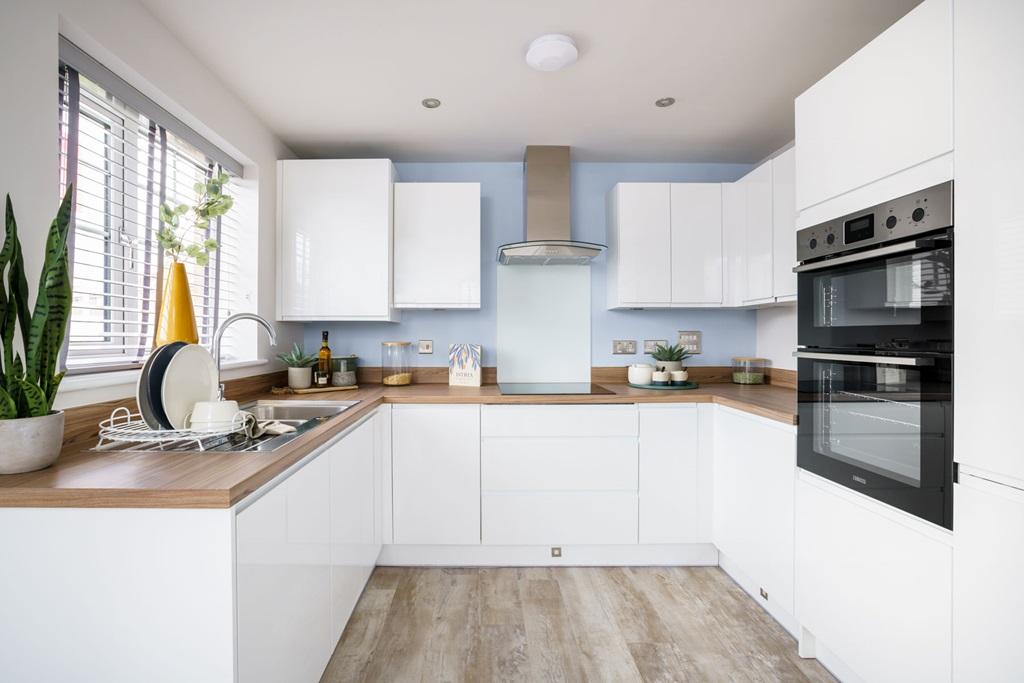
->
794, 0, 952, 211
713, 407, 795, 613
796, 472, 952, 683
742, 163, 774, 303
394, 182, 481, 308
393, 404, 480, 544
328, 417, 378, 643
953, 0, 1024, 483
236, 454, 332, 683
639, 404, 699, 544
277, 159, 395, 320
770, 149, 797, 300
670, 183, 723, 305
610, 183, 671, 305
954, 474, 1024, 682
721, 181, 746, 307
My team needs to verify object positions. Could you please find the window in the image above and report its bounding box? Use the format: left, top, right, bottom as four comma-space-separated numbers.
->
57, 38, 252, 373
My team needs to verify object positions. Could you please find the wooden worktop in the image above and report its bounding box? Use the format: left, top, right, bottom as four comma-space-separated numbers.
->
0, 382, 795, 509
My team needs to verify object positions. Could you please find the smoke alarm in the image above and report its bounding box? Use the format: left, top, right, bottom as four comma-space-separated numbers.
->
525, 34, 578, 72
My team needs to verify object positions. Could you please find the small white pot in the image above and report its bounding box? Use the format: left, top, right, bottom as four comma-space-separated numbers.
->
0, 411, 65, 474
287, 366, 313, 390
653, 360, 683, 373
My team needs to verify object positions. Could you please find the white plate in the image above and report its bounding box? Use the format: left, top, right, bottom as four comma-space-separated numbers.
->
160, 344, 218, 430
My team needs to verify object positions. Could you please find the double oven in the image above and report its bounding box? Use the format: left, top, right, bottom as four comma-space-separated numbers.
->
794, 182, 953, 529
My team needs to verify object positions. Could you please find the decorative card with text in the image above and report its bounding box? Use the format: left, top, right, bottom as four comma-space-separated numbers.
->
448, 343, 482, 387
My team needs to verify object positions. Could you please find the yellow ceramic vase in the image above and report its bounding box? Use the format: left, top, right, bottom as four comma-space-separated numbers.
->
154, 261, 199, 346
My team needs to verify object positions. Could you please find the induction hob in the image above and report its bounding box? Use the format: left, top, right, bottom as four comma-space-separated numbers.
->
497, 382, 614, 395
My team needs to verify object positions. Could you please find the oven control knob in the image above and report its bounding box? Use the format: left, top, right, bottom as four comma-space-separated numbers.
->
809, 237, 818, 250
912, 207, 925, 222
886, 215, 898, 229
826, 233, 835, 245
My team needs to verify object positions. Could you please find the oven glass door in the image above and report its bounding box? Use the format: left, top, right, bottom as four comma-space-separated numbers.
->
797, 240, 952, 351
797, 353, 952, 528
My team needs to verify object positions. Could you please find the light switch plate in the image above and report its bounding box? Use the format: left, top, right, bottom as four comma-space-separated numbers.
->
644, 339, 669, 354
418, 340, 433, 354
612, 340, 637, 355
677, 330, 702, 354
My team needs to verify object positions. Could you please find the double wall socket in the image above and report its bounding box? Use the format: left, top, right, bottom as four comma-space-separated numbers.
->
677, 331, 702, 354
644, 339, 669, 354
612, 340, 637, 355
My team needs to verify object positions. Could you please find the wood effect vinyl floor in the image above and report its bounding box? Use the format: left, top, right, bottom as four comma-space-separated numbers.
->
321, 566, 835, 683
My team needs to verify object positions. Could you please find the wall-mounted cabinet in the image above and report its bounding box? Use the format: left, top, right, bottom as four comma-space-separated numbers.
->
607, 182, 723, 308
394, 182, 481, 309
794, 0, 952, 213
277, 159, 398, 321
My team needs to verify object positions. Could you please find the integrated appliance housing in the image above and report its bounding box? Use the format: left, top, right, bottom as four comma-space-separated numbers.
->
794, 181, 954, 529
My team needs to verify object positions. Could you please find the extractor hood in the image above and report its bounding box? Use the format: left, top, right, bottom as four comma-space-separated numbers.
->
497, 146, 606, 265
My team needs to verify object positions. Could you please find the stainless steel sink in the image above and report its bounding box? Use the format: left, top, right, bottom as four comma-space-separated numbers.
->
243, 399, 358, 422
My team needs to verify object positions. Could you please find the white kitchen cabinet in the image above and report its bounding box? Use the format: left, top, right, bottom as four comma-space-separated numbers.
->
236, 451, 333, 683
953, 0, 1024, 484
607, 183, 672, 307
741, 162, 775, 304
328, 416, 379, 643
794, 0, 952, 213
277, 159, 398, 321
713, 406, 795, 621
392, 404, 481, 545
393, 182, 481, 309
639, 404, 700, 544
954, 472, 1024, 682
795, 471, 952, 683
770, 148, 797, 300
721, 181, 746, 308
482, 492, 638, 545
670, 183, 723, 305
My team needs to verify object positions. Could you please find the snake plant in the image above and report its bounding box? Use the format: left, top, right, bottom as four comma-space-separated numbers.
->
0, 186, 74, 419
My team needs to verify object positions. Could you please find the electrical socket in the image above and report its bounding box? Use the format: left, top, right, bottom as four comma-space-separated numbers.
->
418, 340, 433, 354
612, 340, 637, 355
644, 339, 668, 354
677, 330, 702, 354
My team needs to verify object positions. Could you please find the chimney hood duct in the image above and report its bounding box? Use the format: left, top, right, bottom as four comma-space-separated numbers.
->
497, 146, 605, 265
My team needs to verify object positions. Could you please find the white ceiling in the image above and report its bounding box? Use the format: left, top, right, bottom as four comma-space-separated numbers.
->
140, 0, 921, 162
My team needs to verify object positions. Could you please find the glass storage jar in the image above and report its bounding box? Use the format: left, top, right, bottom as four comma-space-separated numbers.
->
732, 357, 767, 385
331, 355, 358, 387
381, 342, 412, 386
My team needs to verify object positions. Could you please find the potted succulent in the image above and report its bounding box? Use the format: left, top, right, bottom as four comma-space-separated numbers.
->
650, 343, 693, 374
277, 343, 317, 389
0, 187, 74, 474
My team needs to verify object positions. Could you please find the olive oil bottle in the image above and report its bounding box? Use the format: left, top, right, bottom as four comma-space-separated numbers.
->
317, 330, 332, 386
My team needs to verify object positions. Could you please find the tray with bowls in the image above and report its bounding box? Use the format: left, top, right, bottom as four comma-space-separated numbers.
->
628, 381, 699, 391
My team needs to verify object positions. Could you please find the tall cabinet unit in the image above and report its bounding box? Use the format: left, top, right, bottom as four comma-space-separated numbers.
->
277, 159, 398, 321
953, 1, 1024, 680
393, 182, 481, 309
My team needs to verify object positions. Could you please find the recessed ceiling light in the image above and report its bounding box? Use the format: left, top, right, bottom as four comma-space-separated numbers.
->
421, 98, 441, 109
655, 97, 676, 108
525, 34, 578, 72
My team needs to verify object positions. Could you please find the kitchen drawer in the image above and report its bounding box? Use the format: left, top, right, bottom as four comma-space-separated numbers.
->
481, 405, 637, 438
481, 437, 638, 492
482, 492, 639, 545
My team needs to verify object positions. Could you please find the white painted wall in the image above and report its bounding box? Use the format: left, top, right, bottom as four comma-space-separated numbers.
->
755, 304, 797, 371
0, 0, 300, 409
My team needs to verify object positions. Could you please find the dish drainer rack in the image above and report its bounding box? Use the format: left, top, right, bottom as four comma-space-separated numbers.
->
96, 406, 247, 452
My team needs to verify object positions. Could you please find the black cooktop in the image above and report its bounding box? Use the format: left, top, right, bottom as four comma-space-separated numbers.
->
497, 383, 614, 396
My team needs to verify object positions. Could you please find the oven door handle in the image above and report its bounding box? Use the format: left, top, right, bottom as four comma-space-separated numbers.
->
792, 236, 951, 273
793, 351, 935, 366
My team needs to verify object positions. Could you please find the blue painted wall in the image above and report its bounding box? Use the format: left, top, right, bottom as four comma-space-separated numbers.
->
305, 161, 758, 367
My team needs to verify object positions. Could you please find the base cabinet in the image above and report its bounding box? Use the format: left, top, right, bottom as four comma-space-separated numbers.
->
392, 404, 481, 545
639, 404, 701, 544
796, 472, 952, 683
713, 406, 796, 618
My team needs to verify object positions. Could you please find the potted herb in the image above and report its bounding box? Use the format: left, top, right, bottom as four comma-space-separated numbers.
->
650, 343, 693, 374
0, 187, 74, 474
154, 172, 232, 346
277, 343, 317, 389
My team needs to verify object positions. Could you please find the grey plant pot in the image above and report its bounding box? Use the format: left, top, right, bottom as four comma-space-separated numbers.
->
287, 366, 313, 390
0, 411, 65, 475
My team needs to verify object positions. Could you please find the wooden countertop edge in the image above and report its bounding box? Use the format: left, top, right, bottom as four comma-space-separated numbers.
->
0, 384, 794, 509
